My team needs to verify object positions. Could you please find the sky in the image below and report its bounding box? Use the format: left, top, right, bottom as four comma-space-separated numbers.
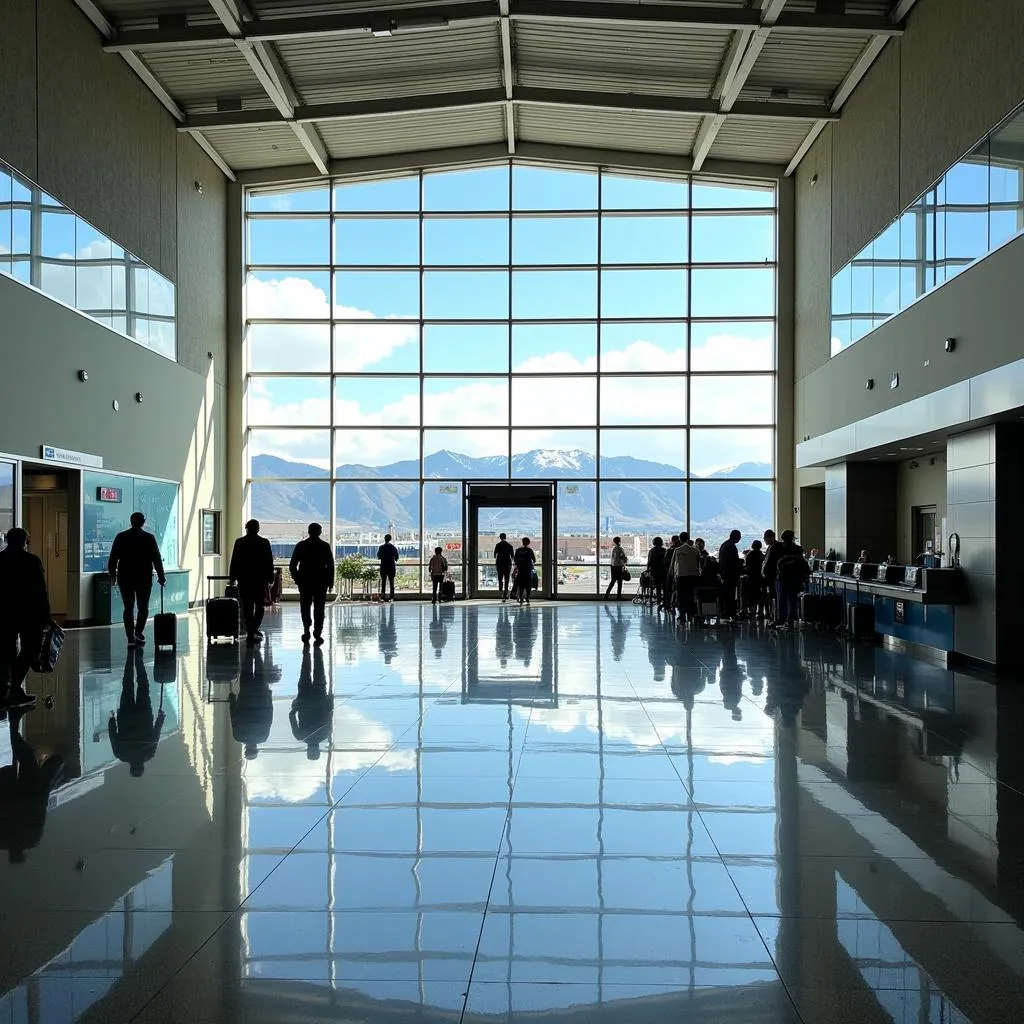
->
244, 164, 777, 477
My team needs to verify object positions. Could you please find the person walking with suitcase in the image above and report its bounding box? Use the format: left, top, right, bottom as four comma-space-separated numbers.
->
428, 547, 448, 604
605, 537, 628, 600
107, 513, 166, 647
376, 534, 400, 602
229, 519, 275, 645
512, 538, 536, 605
289, 523, 334, 645
0, 528, 51, 710
494, 533, 515, 600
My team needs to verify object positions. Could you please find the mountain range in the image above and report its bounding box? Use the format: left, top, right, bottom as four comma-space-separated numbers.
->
252, 450, 772, 535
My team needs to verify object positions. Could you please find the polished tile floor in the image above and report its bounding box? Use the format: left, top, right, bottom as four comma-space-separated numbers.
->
2, 600, 1023, 1023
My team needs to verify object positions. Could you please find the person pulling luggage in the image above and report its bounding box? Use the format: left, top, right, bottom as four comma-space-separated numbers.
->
289, 523, 334, 645
494, 533, 515, 600
229, 519, 275, 645
107, 513, 166, 647
428, 547, 449, 604
0, 528, 51, 710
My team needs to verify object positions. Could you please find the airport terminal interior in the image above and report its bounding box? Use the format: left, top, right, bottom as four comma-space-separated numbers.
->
2, 0, 1024, 1020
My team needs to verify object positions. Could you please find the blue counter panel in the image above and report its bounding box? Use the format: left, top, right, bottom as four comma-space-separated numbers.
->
843, 589, 955, 652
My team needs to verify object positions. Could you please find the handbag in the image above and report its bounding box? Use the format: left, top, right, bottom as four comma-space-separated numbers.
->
622, 568, 632, 582
34, 620, 66, 673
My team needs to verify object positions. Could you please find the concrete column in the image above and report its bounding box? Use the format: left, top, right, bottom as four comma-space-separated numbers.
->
776, 174, 796, 534
824, 461, 897, 561
225, 181, 245, 545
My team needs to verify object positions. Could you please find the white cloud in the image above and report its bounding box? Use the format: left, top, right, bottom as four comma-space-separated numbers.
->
690, 329, 772, 371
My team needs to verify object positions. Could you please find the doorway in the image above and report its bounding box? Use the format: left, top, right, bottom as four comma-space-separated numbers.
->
22, 465, 72, 618
913, 505, 938, 561
464, 482, 556, 599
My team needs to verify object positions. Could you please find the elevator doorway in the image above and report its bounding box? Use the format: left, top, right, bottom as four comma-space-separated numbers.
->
464, 482, 556, 600
22, 466, 72, 618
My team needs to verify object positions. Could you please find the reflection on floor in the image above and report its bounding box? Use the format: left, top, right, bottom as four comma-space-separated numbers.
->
1, 601, 1023, 1023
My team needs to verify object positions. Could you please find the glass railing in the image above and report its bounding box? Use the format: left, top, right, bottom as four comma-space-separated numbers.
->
831, 102, 1024, 356
0, 157, 176, 359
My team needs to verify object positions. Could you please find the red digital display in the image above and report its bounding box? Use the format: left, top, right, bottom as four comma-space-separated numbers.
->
97, 486, 122, 502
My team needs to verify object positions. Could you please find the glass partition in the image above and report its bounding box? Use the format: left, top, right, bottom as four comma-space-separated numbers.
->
831, 102, 1024, 356
0, 462, 14, 550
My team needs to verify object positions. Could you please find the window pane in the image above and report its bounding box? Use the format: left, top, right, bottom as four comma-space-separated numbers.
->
335, 270, 420, 319
512, 323, 596, 372
692, 213, 774, 263
690, 375, 773, 424
335, 217, 419, 265
247, 377, 331, 425
512, 377, 596, 426
600, 481, 685, 542
512, 430, 596, 477
600, 215, 687, 264
84, 475, 135, 572
247, 271, 331, 318
249, 218, 329, 265
600, 322, 686, 371
249, 429, 331, 475
423, 377, 508, 426
692, 180, 774, 209
689, 481, 773, 542
335, 430, 420, 470
423, 430, 508, 476
335, 376, 420, 425
335, 176, 419, 213
336, 483, 420, 579
249, 482, 330, 545
512, 270, 597, 319
512, 216, 597, 265
601, 429, 686, 477
601, 173, 687, 210
513, 167, 598, 210
248, 322, 330, 372
40, 208, 74, 257
423, 270, 509, 319
248, 186, 330, 212
424, 165, 510, 212
424, 481, 463, 581
557, 480, 597, 594
690, 321, 774, 371
691, 268, 774, 317
601, 269, 686, 318
424, 218, 509, 266
689, 428, 772, 477
600, 377, 686, 425
335, 322, 420, 373
424, 324, 508, 373
40, 259, 76, 305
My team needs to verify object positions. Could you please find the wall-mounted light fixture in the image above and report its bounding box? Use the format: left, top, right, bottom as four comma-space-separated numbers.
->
77, 369, 89, 382
865, 378, 874, 390
890, 373, 899, 390
135, 392, 144, 404
945, 336, 957, 352
112, 399, 120, 412
193, 180, 203, 195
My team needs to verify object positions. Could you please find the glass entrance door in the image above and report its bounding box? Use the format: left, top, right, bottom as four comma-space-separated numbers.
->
475, 506, 544, 597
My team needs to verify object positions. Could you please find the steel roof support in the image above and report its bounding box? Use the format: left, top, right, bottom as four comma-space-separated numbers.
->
499, 0, 516, 154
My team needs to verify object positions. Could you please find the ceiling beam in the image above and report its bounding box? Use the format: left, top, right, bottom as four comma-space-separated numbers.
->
186, 129, 237, 181
103, 0, 902, 51
890, 0, 921, 21
692, 0, 787, 172
180, 88, 836, 131
499, 0, 515, 154
784, 33, 889, 175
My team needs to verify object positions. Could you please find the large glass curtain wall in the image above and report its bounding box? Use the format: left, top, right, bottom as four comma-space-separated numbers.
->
244, 163, 776, 595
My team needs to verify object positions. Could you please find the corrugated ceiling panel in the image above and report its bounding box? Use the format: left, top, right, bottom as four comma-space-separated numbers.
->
201, 124, 308, 169
518, 105, 701, 156
102, 0, 215, 24
746, 31, 873, 94
251, 0, 480, 16
786, 0, 892, 13
141, 45, 265, 102
709, 116, 811, 163
319, 106, 505, 158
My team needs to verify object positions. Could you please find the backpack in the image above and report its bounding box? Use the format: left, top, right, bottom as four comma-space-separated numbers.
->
778, 551, 809, 588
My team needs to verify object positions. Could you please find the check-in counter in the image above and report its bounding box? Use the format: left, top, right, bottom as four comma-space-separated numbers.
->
809, 566, 966, 665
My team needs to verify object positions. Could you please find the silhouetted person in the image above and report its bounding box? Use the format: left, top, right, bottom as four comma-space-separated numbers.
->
428, 546, 448, 604
0, 709, 65, 864
289, 523, 334, 645
604, 603, 631, 662
428, 605, 448, 658
764, 529, 808, 630
376, 533, 400, 602
606, 536, 628, 599
290, 646, 332, 760
718, 530, 742, 621
109, 649, 164, 777
495, 606, 513, 667
0, 528, 50, 709
646, 536, 669, 611
229, 519, 275, 645
512, 537, 536, 605
230, 645, 273, 760
107, 512, 166, 646
378, 602, 397, 664
494, 533, 515, 600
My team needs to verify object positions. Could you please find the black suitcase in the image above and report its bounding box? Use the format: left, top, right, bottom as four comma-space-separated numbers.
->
206, 575, 240, 643
800, 592, 822, 624
847, 602, 875, 639
441, 577, 456, 602
153, 650, 177, 684
153, 587, 177, 651
821, 593, 845, 629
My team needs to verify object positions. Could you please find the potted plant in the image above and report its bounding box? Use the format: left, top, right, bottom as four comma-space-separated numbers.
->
336, 554, 365, 600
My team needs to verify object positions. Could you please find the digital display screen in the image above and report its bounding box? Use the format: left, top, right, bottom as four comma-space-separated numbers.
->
97, 486, 122, 503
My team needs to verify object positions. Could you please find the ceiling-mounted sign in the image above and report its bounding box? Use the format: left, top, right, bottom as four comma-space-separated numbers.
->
41, 445, 103, 469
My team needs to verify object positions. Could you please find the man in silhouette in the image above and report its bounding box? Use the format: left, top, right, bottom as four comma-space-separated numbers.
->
493, 533, 515, 601
230, 644, 273, 760
718, 529, 743, 622
0, 528, 51, 709
376, 533, 400, 602
290, 646, 332, 760
229, 519, 275, 644
109, 649, 165, 778
0, 708, 65, 864
289, 523, 334, 645
107, 512, 166, 646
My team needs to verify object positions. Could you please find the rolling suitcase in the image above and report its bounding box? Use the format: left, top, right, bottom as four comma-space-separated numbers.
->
694, 586, 720, 625
153, 587, 177, 651
441, 575, 456, 603
847, 602, 875, 640
206, 575, 240, 644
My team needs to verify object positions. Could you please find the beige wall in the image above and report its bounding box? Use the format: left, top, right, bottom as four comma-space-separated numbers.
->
895, 455, 947, 563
